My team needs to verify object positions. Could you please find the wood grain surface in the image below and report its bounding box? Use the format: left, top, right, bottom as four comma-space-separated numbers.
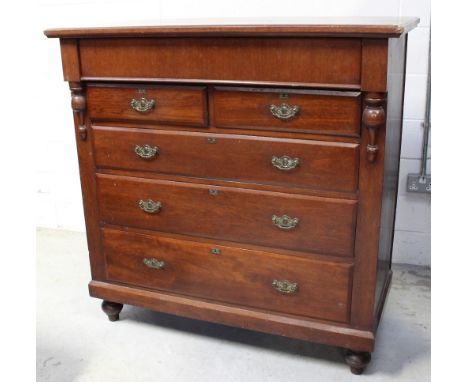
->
46, 20, 417, 365
213, 87, 362, 136
92, 125, 360, 193
79, 38, 362, 86
102, 227, 353, 323
87, 84, 207, 127
96, 174, 358, 257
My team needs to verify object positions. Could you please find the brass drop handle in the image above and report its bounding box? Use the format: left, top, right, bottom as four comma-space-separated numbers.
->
143, 258, 166, 270
135, 144, 159, 159
271, 155, 300, 171
269, 103, 300, 120
272, 214, 299, 230
272, 279, 298, 294
130, 97, 155, 113
139, 199, 162, 214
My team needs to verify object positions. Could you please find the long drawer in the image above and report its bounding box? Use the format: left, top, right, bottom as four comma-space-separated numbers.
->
96, 174, 357, 257
92, 126, 359, 193
212, 87, 362, 136
102, 227, 353, 323
79, 38, 362, 87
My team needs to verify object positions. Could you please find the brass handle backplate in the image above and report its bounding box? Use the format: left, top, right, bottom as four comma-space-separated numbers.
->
139, 199, 162, 214
130, 97, 155, 113
272, 279, 298, 294
272, 214, 299, 230
269, 103, 300, 120
135, 144, 159, 159
271, 155, 300, 171
143, 258, 165, 269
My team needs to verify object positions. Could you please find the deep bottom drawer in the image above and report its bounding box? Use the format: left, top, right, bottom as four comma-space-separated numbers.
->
102, 228, 353, 323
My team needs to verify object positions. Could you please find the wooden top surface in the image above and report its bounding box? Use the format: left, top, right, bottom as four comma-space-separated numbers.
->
44, 17, 419, 39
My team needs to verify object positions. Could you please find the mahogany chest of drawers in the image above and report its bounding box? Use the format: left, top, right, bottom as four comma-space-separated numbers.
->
45, 18, 418, 374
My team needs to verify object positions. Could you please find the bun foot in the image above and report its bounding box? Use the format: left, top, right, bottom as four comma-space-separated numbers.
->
345, 349, 371, 375
101, 300, 123, 321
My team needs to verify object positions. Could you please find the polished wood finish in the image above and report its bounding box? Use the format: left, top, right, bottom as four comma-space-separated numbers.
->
103, 227, 353, 323
96, 174, 357, 257
68, 81, 106, 281
44, 17, 419, 38
212, 87, 361, 137
374, 34, 408, 320
362, 92, 387, 163
92, 125, 360, 193
59, 39, 80, 81
70, 83, 87, 141
361, 39, 389, 92
79, 38, 362, 87
101, 300, 123, 321
350, 91, 387, 330
46, 19, 418, 374
345, 349, 372, 375
87, 84, 207, 127
89, 280, 375, 351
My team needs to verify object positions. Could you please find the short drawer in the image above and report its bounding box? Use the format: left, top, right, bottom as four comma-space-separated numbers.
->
93, 126, 360, 194
102, 227, 353, 323
212, 87, 361, 136
97, 174, 357, 257
87, 84, 207, 127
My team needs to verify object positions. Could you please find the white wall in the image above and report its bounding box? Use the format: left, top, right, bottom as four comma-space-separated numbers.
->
36, 0, 431, 265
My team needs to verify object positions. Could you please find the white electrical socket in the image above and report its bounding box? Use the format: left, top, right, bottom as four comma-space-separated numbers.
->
407, 174, 431, 193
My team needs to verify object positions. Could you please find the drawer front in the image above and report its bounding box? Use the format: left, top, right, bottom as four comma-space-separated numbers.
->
87, 84, 207, 127
97, 175, 357, 257
93, 126, 360, 193
80, 38, 362, 87
213, 87, 361, 136
102, 227, 353, 323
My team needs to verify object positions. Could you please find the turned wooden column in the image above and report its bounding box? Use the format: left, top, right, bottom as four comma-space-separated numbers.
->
69, 82, 87, 141
362, 92, 386, 163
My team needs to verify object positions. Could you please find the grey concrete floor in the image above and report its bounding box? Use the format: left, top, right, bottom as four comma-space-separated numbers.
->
37, 228, 430, 381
